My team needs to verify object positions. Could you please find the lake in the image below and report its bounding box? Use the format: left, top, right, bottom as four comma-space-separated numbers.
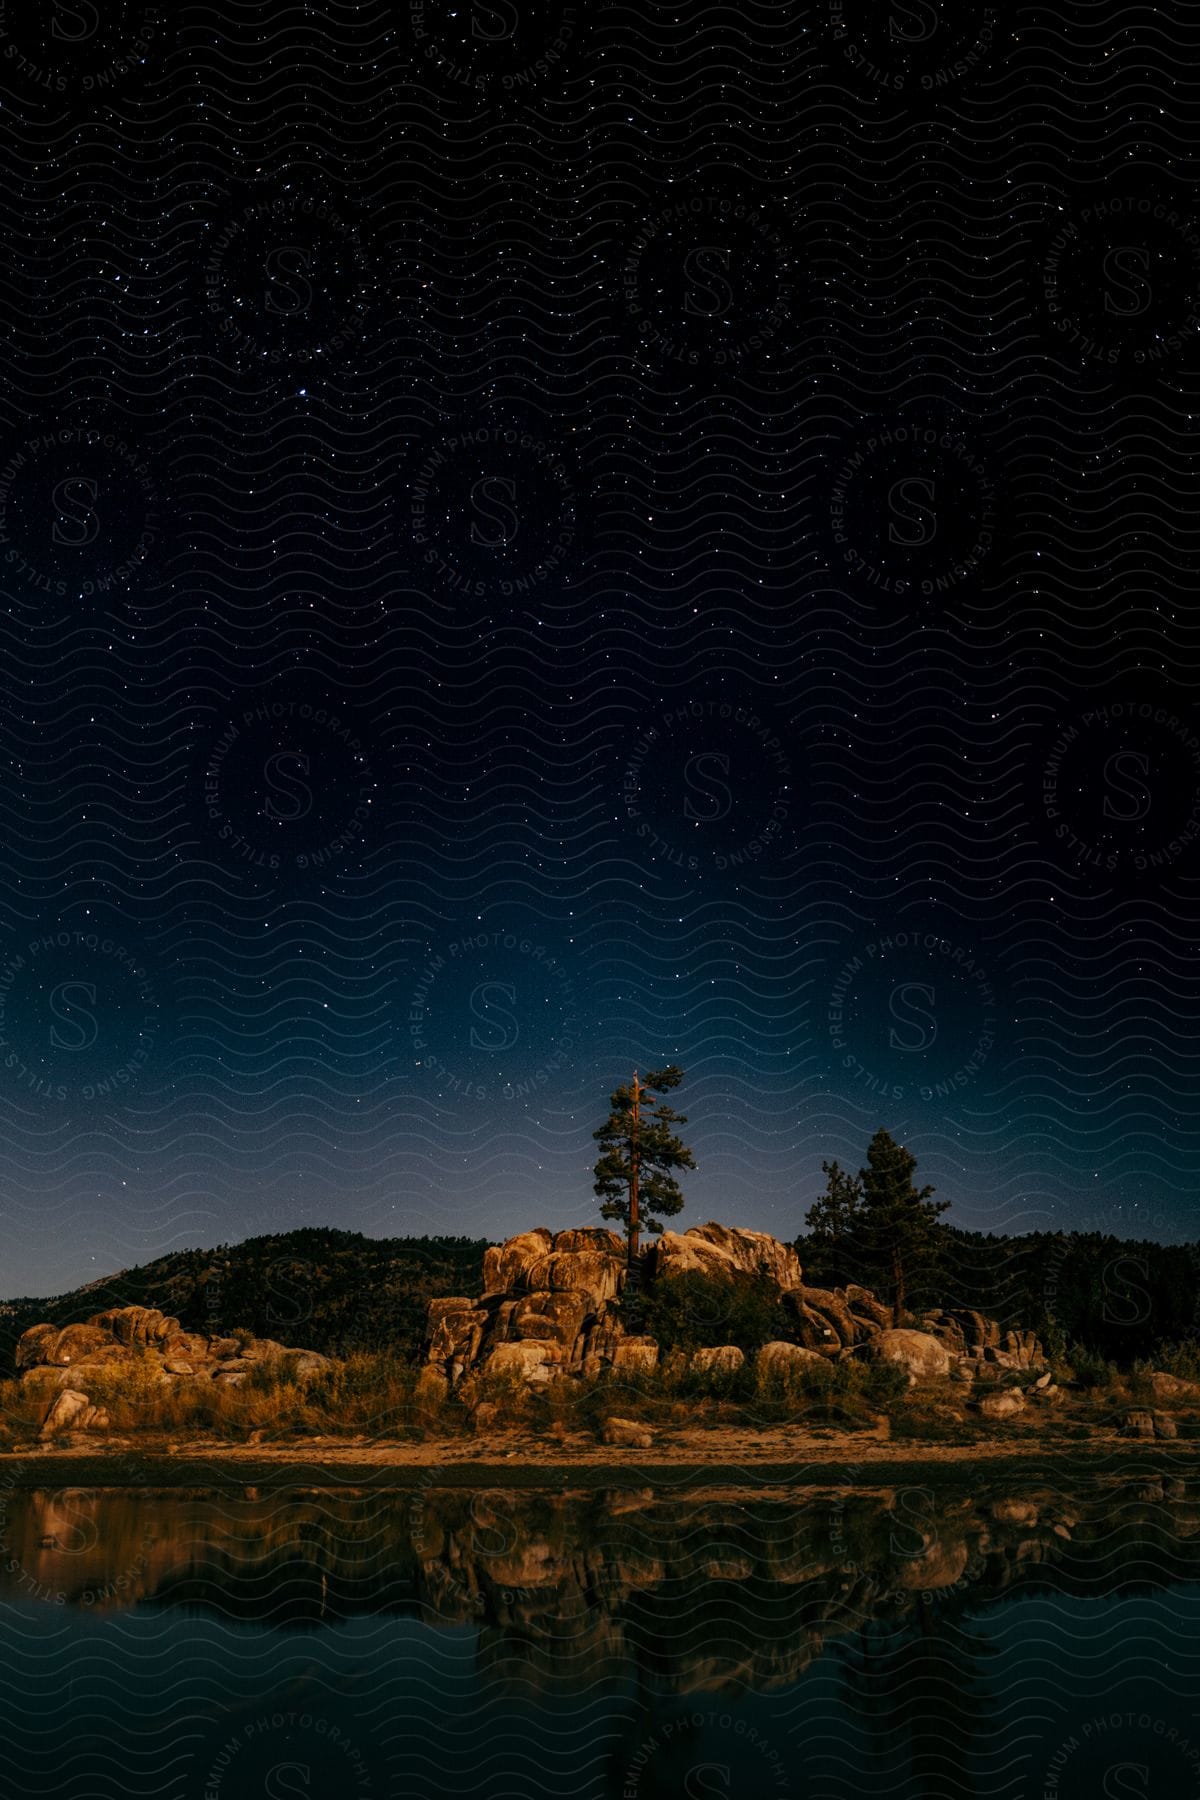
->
0, 1469, 1197, 1798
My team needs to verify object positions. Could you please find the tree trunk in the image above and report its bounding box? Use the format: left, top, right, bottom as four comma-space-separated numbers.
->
891, 1240, 905, 1327
628, 1070, 640, 1264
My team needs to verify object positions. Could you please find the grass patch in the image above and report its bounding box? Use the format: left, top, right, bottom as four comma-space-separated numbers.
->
0, 1352, 458, 1444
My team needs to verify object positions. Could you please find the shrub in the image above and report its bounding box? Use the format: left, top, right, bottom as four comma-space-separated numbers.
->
858, 1359, 910, 1409
1067, 1344, 1118, 1390
1146, 1339, 1200, 1382
0, 1377, 51, 1435
245, 1355, 300, 1394
636, 1270, 790, 1354
459, 1364, 530, 1428
748, 1353, 860, 1425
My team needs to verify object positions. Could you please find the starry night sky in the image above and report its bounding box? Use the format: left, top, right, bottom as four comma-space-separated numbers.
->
0, 3, 1198, 1296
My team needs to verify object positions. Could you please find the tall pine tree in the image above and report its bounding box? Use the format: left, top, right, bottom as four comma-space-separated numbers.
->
593, 1066, 695, 1265
804, 1130, 949, 1323
857, 1128, 949, 1324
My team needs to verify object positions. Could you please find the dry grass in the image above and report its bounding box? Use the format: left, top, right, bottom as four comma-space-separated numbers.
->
1, 1352, 897, 1446
0, 1351, 450, 1444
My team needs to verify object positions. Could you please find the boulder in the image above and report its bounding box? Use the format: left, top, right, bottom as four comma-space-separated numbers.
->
785, 1285, 870, 1351
602, 1416, 654, 1450
281, 1350, 329, 1377
649, 1223, 802, 1291
689, 1346, 745, 1376
845, 1285, 893, 1330
523, 1249, 625, 1306
87, 1306, 179, 1346
481, 1228, 554, 1295
1002, 1328, 1043, 1369
38, 1389, 94, 1432
510, 1291, 589, 1347
426, 1297, 489, 1365
488, 1342, 556, 1381
21, 1344, 130, 1393
1123, 1409, 1155, 1439
551, 1227, 625, 1258
581, 1314, 623, 1361
38, 1323, 112, 1367
922, 1310, 966, 1356
1149, 1371, 1200, 1403
15, 1323, 61, 1370
756, 1341, 828, 1375
924, 1308, 1004, 1357
976, 1390, 1025, 1420
868, 1330, 953, 1382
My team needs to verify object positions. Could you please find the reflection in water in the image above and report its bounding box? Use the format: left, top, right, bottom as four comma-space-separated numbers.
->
0, 1473, 1197, 1798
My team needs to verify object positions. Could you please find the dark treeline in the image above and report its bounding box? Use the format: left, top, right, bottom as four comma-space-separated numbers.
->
798, 1224, 1200, 1365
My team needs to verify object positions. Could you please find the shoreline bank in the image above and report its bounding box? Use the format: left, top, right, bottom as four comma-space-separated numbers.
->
2, 1433, 1196, 1490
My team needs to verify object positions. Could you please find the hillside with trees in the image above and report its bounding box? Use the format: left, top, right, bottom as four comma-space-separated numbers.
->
0, 1228, 487, 1381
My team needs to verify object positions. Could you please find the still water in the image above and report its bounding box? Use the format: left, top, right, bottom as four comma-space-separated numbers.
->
0, 1471, 1197, 1799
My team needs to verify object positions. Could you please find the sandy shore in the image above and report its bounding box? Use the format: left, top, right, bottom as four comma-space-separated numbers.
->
3, 1426, 1195, 1488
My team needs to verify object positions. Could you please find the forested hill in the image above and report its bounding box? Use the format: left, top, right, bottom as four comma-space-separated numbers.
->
0, 1228, 488, 1378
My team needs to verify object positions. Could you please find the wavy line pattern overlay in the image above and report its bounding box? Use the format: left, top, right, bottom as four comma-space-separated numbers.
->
0, 1, 1198, 1795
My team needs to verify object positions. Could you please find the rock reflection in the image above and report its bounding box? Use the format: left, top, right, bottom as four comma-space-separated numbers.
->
1, 1476, 1197, 1695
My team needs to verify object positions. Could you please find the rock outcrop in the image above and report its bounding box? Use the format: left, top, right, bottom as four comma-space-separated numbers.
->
15, 1304, 332, 1434
422, 1221, 1046, 1389
921, 1307, 1044, 1374
784, 1284, 890, 1351
424, 1226, 632, 1386
646, 1222, 803, 1291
